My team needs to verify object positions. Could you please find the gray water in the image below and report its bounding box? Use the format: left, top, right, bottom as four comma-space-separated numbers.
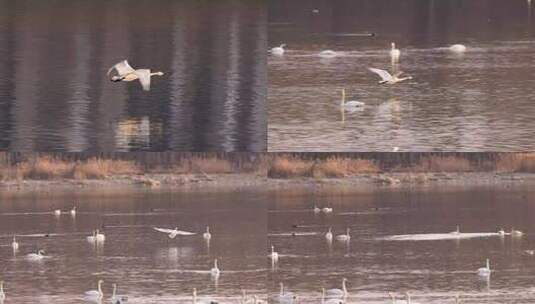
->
0, 189, 267, 303
268, 185, 535, 303
0, 0, 266, 152
268, 0, 535, 151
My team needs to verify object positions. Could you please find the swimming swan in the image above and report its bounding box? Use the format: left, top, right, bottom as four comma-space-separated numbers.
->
95, 229, 105, 242
511, 228, 524, 237
271, 44, 286, 56
325, 227, 333, 242
326, 278, 347, 299
153, 227, 196, 239
314, 205, 321, 214
322, 206, 333, 214
390, 42, 400, 62
54, 209, 61, 216
110, 283, 128, 304
11, 235, 19, 251
211, 259, 220, 277
107, 60, 164, 91
477, 259, 491, 277
85, 279, 104, 301
87, 230, 97, 243
368, 68, 413, 85
335, 228, 351, 242
70, 206, 76, 217
192, 288, 219, 304
0, 281, 5, 301
321, 288, 344, 304
341, 89, 365, 109
449, 44, 467, 53
26, 249, 46, 261
319, 50, 338, 58
450, 226, 460, 235
203, 227, 212, 241
270, 245, 279, 263
272, 283, 296, 303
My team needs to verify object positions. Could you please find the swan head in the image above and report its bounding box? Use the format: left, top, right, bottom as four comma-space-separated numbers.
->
38, 249, 46, 255
154, 71, 164, 76
111, 75, 123, 82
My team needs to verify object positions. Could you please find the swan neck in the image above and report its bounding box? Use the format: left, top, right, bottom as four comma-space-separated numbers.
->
280, 283, 284, 295
342, 280, 347, 293
342, 89, 345, 106
112, 284, 116, 297
321, 288, 325, 304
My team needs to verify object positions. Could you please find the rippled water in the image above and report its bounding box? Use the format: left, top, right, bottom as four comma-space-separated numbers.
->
268, 0, 535, 151
268, 184, 535, 303
0, 0, 266, 152
0, 189, 267, 303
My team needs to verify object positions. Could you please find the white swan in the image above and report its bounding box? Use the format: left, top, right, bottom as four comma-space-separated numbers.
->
211, 259, 220, 277
110, 283, 128, 304
325, 227, 333, 242
108, 60, 164, 91
390, 42, 400, 62
153, 227, 196, 239
477, 259, 491, 277
498, 227, 506, 236
524, 250, 535, 256
449, 44, 467, 53
511, 228, 524, 237
271, 44, 286, 56
70, 206, 76, 217
368, 67, 412, 84
26, 249, 46, 261
203, 226, 212, 241
95, 229, 106, 242
450, 226, 460, 235
87, 230, 97, 243
326, 278, 347, 299
85, 279, 104, 301
11, 235, 19, 251
272, 283, 296, 303
321, 288, 344, 304
319, 50, 338, 58
314, 205, 321, 214
192, 288, 218, 304
270, 245, 279, 263
340, 89, 365, 110
54, 209, 61, 216
0, 281, 5, 301
322, 206, 333, 214
335, 228, 350, 242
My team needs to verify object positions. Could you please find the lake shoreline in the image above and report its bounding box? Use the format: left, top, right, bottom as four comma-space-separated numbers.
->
2, 172, 534, 195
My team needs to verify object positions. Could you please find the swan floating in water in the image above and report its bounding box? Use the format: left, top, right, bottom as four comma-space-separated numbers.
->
335, 228, 351, 242
0, 281, 5, 301
368, 68, 413, 85
340, 89, 365, 109
203, 226, 212, 241
449, 44, 467, 53
390, 42, 400, 62
86, 230, 97, 243
322, 206, 333, 214
523, 250, 535, 256
26, 249, 46, 261
321, 288, 344, 304
511, 228, 524, 237
314, 205, 321, 214
11, 235, 19, 251
477, 258, 491, 278
95, 229, 106, 242
450, 226, 460, 235
107, 60, 164, 91
70, 206, 76, 217
271, 44, 286, 56
192, 288, 219, 304
110, 283, 128, 304
325, 227, 333, 242
318, 50, 338, 58
153, 227, 196, 239
54, 209, 61, 216
272, 282, 296, 303
326, 278, 348, 299
269, 245, 279, 262
211, 259, 220, 277
85, 279, 104, 301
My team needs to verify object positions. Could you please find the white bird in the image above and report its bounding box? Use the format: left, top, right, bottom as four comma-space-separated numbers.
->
335, 228, 351, 242
322, 206, 333, 214
271, 44, 286, 56
153, 227, 196, 239
203, 227, 212, 241
477, 259, 491, 278
272, 283, 296, 303
54, 209, 61, 216
269, 245, 279, 263
84, 279, 104, 301
95, 229, 105, 242
321, 288, 344, 304
26, 249, 46, 261
511, 228, 524, 237
70, 206, 76, 217
0, 281, 5, 301
110, 283, 128, 304
211, 259, 220, 277
392, 147, 400, 152
368, 67, 413, 84
326, 278, 348, 299
314, 205, 321, 214
11, 235, 19, 251
523, 250, 535, 256
450, 225, 460, 235
390, 42, 400, 62
87, 230, 97, 243
319, 50, 338, 58
325, 227, 333, 242
498, 227, 506, 236
449, 44, 467, 53
192, 288, 218, 304
107, 60, 164, 91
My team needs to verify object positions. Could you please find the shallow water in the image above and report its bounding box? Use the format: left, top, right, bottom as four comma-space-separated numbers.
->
0, 190, 267, 303
268, 0, 535, 151
0, 0, 266, 152
268, 184, 535, 303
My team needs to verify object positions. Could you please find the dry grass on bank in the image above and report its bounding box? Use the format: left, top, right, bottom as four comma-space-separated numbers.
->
409, 156, 473, 172
268, 155, 380, 178
496, 153, 535, 173
173, 157, 234, 174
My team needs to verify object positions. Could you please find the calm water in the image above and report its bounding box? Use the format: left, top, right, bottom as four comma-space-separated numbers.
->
268, 185, 535, 303
0, 0, 266, 152
268, 0, 535, 151
0, 189, 267, 303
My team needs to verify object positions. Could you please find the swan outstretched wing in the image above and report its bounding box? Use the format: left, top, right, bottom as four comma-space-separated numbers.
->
153, 227, 175, 234
107, 60, 135, 76
153, 227, 196, 235
368, 68, 393, 82
134, 69, 151, 91
175, 230, 196, 236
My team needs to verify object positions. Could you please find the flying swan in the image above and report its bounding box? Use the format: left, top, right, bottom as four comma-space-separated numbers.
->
153, 227, 197, 239
368, 68, 413, 84
107, 60, 164, 91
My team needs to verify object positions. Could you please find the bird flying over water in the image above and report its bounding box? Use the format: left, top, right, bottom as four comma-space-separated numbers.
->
107, 60, 164, 91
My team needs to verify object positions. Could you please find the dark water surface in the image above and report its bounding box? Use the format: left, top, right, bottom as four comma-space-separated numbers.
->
0, 0, 266, 152
268, 184, 535, 303
0, 189, 267, 303
268, 0, 535, 151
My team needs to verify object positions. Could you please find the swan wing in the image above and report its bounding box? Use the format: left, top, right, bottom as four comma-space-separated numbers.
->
175, 230, 196, 236
108, 60, 136, 76
368, 67, 393, 82
153, 227, 176, 234
134, 69, 151, 91
84, 290, 100, 296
